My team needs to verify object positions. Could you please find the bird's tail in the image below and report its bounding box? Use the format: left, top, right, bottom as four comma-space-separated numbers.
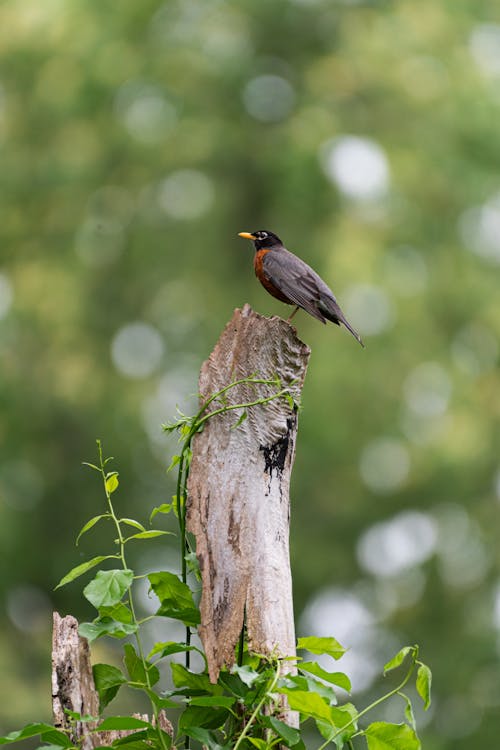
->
339, 315, 365, 348
323, 303, 365, 347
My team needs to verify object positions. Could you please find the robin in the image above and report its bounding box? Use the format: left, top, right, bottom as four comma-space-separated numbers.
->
238, 230, 364, 347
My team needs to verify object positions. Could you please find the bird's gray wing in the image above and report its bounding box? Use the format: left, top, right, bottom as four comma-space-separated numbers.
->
262, 249, 334, 323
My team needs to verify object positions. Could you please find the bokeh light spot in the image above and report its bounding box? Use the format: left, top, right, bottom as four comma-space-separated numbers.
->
451, 323, 499, 377
459, 194, 500, 264
115, 81, 178, 144
469, 24, 500, 78
374, 568, 426, 617
243, 75, 295, 123
434, 504, 490, 589
359, 437, 410, 493
158, 169, 215, 220
111, 322, 165, 379
403, 361, 452, 418
7, 584, 51, 634
400, 410, 448, 446
357, 511, 437, 577
319, 135, 390, 201
342, 284, 395, 336
300, 588, 380, 692
142, 366, 198, 447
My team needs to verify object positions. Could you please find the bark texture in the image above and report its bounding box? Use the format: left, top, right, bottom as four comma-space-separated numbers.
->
186, 304, 310, 683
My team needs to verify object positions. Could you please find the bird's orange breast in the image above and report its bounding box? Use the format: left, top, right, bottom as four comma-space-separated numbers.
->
254, 249, 292, 304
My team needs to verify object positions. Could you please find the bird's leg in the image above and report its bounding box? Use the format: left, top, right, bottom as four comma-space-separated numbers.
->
287, 306, 300, 323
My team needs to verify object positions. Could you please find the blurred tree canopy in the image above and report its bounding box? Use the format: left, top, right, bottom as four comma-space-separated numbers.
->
1, 0, 500, 746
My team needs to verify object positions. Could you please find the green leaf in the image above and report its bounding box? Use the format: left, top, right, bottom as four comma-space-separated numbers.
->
230, 410, 247, 429
148, 571, 200, 626
189, 696, 235, 709
148, 640, 197, 660
315, 705, 357, 749
365, 721, 421, 750
265, 716, 301, 746
278, 674, 309, 691
400, 693, 416, 730
150, 503, 172, 522
300, 674, 337, 705
216, 672, 251, 699
99, 602, 134, 624
416, 663, 432, 710
384, 647, 415, 675
84, 569, 134, 608
105, 473, 119, 494
315, 720, 337, 744
76, 515, 110, 545
179, 706, 228, 733
247, 740, 267, 750
185, 551, 201, 579
79, 602, 137, 642
297, 636, 345, 660
107, 732, 150, 749
93, 663, 127, 709
279, 689, 332, 722
183, 727, 225, 750
167, 454, 181, 472
0, 724, 61, 745
79, 618, 137, 643
299, 662, 351, 691
124, 530, 172, 541
123, 643, 160, 687
120, 518, 146, 532
142, 688, 178, 711
38, 731, 73, 749
171, 663, 219, 694
96, 717, 151, 732
331, 704, 357, 733
280, 672, 337, 704
82, 462, 100, 472
55, 556, 118, 589
230, 664, 261, 687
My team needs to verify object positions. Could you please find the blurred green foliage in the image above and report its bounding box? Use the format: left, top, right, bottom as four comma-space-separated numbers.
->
1, 0, 500, 747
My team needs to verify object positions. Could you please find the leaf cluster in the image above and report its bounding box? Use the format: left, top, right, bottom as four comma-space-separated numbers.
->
0, 384, 431, 750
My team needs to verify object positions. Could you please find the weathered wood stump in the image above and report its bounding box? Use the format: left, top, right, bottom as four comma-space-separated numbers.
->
187, 305, 310, 690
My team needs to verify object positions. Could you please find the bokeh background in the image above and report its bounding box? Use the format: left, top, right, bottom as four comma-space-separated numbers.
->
1, 0, 500, 746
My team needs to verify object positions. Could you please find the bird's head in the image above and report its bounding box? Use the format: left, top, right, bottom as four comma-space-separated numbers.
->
238, 230, 283, 250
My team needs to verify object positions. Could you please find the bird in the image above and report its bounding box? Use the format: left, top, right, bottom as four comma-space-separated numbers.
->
238, 230, 364, 347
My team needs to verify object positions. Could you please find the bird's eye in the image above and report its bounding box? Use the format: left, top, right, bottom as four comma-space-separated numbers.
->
259, 231, 267, 239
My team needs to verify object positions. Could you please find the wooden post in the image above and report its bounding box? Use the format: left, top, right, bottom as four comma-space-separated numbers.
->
186, 305, 310, 689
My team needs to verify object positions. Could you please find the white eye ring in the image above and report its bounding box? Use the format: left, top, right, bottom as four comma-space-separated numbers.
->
259, 231, 267, 238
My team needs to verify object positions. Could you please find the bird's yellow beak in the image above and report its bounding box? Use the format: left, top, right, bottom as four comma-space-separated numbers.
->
238, 232, 256, 240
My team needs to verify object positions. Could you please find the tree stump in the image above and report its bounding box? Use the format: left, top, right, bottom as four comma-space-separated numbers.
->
51, 612, 173, 748
186, 305, 310, 687
52, 612, 99, 750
